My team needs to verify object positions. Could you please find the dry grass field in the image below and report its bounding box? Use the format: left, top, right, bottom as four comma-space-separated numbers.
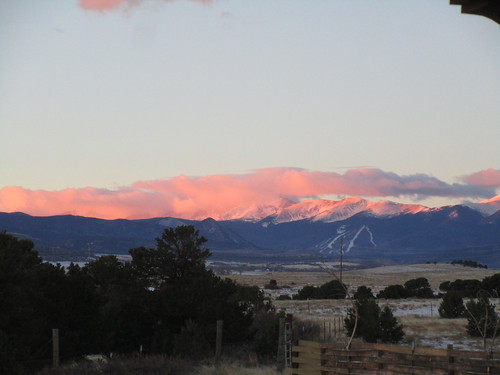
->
197, 362, 280, 375
228, 263, 500, 351
227, 263, 498, 292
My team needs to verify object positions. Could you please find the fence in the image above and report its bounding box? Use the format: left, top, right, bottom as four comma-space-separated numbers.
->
289, 340, 500, 375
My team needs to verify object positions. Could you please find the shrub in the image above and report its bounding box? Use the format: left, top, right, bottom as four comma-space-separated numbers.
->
379, 305, 405, 343
174, 319, 210, 359
465, 296, 498, 338
353, 286, 374, 300
482, 273, 500, 297
293, 280, 346, 300
378, 278, 434, 299
404, 277, 434, 298
264, 279, 279, 289
451, 260, 487, 269
318, 280, 346, 299
345, 293, 404, 343
293, 285, 317, 300
36, 355, 195, 375
439, 279, 482, 298
438, 291, 465, 318
276, 294, 291, 300
250, 310, 285, 357
377, 285, 409, 299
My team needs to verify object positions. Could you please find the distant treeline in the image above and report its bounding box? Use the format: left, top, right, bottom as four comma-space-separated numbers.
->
290, 273, 500, 300
451, 259, 488, 269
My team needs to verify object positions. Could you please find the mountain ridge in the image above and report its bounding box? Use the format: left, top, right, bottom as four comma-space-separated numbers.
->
1, 197, 499, 267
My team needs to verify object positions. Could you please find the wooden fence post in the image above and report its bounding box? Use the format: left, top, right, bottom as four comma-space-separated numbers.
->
277, 318, 285, 371
378, 349, 384, 371
215, 320, 223, 365
447, 344, 455, 375
411, 341, 416, 375
52, 328, 59, 369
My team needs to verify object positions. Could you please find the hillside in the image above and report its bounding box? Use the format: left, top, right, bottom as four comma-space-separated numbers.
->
1, 198, 499, 267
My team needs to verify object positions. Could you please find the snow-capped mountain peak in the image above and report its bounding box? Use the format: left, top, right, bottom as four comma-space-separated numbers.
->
201, 195, 498, 224
463, 195, 500, 216
364, 200, 428, 217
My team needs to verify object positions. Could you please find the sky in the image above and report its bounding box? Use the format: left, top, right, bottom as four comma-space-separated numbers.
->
0, 0, 499, 220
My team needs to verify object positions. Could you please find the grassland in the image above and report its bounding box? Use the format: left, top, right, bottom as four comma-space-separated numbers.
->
227, 263, 499, 291
228, 263, 500, 351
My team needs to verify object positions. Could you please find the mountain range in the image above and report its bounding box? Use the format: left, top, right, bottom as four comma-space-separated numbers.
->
1, 196, 499, 267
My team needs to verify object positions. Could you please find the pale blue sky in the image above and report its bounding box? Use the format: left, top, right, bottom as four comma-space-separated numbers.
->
1, 0, 499, 208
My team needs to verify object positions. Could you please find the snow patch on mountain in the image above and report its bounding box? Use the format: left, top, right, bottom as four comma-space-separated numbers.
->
346, 225, 377, 253
365, 200, 428, 216
272, 199, 339, 224
223, 197, 295, 222
198, 195, 495, 224
311, 197, 370, 223
317, 224, 377, 254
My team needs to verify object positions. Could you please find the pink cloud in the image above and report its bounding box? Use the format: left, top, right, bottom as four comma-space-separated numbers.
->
80, 0, 136, 11
79, 0, 213, 11
460, 168, 500, 187
0, 168, 496, 220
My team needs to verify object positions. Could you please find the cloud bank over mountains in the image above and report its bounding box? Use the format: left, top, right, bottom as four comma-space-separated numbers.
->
1, 168, 498, 220
460, 168, 500, 187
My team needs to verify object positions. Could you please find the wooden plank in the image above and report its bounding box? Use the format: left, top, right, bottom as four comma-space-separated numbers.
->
297, 340, 324, 349
290, 370, 321, 375
293, 356, 321, 365
295, 352, 321, 361
385, 363, 449, 375
293, 347, 321, 356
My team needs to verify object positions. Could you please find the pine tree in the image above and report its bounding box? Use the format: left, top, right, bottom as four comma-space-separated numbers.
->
465, 296, 498, 337
380, 305, 404, 343
438, 291, 465, 318
345, 286, 404, 343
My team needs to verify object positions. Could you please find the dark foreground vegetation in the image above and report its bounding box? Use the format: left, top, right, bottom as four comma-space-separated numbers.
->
2, 227, 499, 374
0, 228, 282, 374
36, 356, 196, 375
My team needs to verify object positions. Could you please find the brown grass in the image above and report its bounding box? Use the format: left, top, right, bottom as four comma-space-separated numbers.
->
197, 362, 280, 375
228, 263, 498, 291
37, 356, 281, 375
37, 355, 195, 375
229, 264, 499, 351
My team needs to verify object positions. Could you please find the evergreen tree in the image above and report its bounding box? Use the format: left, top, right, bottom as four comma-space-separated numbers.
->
377, 284, 410, 299
353, 285, 374, 300
465, 296, 498, 338
345, 288, 404, 343
482, 273, 500, 297
380, 305, 404, 343
130, 225, 211, 288
438, 291, 465, 318
404, 277, 434, 298
293, 279, 346, 300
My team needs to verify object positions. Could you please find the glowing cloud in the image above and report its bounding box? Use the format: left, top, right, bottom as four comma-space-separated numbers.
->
79, 0, 213, 11
0, 168, 497, 220
460, 168, 500, 188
